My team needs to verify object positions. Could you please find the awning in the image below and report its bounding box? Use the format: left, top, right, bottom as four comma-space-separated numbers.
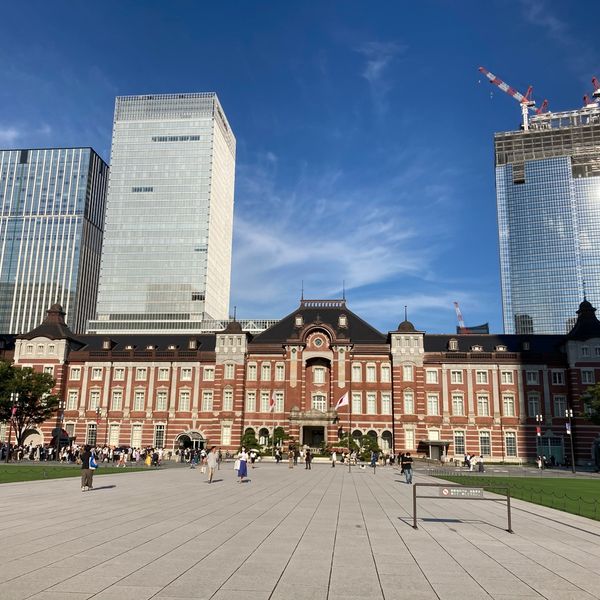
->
420, 440, 451, 447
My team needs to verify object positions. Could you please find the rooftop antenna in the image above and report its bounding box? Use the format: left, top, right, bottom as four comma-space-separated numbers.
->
342, 280, 346, 301
301, 280, 304, 301
583, 279, 588, 301
233, 306, 237, 320
404, 305, 408, 321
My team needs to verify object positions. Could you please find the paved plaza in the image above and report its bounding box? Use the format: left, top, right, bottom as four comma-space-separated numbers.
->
1, 463, 600, 600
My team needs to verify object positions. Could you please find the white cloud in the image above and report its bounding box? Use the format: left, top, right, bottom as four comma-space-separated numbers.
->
356, 41, 406, 115
0, 126, 21, 144
231, 151, 462, 325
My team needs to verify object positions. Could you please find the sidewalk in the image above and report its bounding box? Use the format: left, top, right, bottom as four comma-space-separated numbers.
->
0, 463, 599, 599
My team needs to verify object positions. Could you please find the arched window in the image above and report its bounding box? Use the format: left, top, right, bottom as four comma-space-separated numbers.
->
381, 431, 393, 452
258, 427, 270, 446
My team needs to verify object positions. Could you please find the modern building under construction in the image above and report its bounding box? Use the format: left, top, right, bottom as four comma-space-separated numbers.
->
494, 84, 600, 334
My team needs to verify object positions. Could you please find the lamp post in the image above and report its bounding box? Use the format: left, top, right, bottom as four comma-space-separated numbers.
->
95, 407, 101, 448
565, 409, 576, 474
535, 414, 543, 468
55, 399, 65, 461
5, 394, 18, 463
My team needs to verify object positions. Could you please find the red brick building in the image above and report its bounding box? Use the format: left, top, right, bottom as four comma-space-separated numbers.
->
2, 298, 600, 466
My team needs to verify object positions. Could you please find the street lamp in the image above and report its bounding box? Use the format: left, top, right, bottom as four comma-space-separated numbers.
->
535, 414, 543, 468
565, 409, 576, 474
55, 400, 65, 461
5, 393, 18, 463
95, 407, 101, 448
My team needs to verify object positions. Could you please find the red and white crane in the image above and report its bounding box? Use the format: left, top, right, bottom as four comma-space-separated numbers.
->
453, 301, 467, 333
583, 76, 600, 106
479, 66, 547, 130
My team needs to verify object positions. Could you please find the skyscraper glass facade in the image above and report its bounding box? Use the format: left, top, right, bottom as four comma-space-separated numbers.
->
496, 106, 600, 334
0, 148, 108, 333
92, 93, 236, 332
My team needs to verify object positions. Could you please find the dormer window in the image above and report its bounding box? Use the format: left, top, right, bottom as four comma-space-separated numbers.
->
522, 341, 530, 351
125, 345, 134, 350
102, 339, 111, 350
146, 345, 155, 350
168, 344, 177, 350
471, 345, 483, 352
188, 339, 197, 350
338, 314, 348, 328
448, 339, 458, 351
295, 315, 303, 327
495, 345, 507, 352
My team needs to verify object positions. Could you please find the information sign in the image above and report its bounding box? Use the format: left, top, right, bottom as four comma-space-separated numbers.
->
439, 487, 484, 498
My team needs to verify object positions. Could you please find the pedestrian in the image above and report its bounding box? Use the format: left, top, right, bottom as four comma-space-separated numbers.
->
305, 448, 312, 470
249, 448, 258, 468
288, 446, 294, 468
370, 450, 378, 473
536, 455, 542, 470
331, 450, 336, 468
206, 446, 218, 483
401, 452, 413, 484
80, 445, 94, 491
237, 447, 248, 483
217, 448, 222, 470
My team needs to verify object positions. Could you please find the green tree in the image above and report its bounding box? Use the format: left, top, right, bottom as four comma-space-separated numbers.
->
582, 383, 600, 425
272, 426, 288, 446
338, 433, 360, 454
240, 429, 260, 451
0, 362, 59, 447
359, 434, 381, 462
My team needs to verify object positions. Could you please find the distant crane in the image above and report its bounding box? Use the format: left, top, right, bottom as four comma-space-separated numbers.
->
453, 302, 467, 333
583, 76, 600, 106
479, 66, 548, 131
453, 301, 490, 335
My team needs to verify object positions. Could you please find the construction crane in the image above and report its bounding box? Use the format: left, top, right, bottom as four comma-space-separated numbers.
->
453, 302, 467, 332
479, 66, 547, 131
453, 301, 490, 335
583, 76, 600, 106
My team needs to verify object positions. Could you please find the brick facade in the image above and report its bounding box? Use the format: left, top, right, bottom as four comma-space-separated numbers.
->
2, 300, 600, 466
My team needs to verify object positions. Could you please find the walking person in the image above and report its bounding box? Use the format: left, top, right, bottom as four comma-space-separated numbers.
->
331, 450, 336, 468
80, 445, 95, 491
206, 446, 218, 483
305, 448, 312, 470
478, 455, 485, 472
370, 450, 378, 473
401, 452, 413, 484
237, 447, 248, 483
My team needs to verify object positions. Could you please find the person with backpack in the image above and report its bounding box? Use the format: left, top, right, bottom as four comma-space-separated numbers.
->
401, 452, 413, 484
80, 445, 96, 491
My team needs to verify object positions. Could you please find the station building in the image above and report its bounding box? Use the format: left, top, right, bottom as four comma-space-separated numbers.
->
2, 298, 600, 465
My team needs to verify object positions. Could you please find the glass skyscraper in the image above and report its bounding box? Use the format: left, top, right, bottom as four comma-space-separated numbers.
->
0, 148, 108, 334
91, 93, 236, 333
495, 105, 600, 334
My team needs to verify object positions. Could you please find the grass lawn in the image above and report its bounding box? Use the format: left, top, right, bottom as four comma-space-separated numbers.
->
435, 474, 600, 520
0, 464, 148, 484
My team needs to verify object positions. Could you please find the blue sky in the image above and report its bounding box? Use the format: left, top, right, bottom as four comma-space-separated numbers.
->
1, 0, 598, 333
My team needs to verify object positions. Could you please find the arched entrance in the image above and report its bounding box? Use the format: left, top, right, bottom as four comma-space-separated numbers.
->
176, 431, 205, 451
22, 429, 44, 446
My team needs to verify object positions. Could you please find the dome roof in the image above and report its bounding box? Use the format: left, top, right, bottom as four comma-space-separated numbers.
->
223, 320, 243, 334
397, 319, 416, 332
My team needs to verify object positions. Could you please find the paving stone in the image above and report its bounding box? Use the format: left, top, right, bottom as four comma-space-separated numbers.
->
1, 465, 600, 600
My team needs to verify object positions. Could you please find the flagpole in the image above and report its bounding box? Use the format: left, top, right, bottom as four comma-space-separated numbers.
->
348, 382, 352, 473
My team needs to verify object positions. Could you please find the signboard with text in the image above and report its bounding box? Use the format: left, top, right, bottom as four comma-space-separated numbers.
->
439, 487, 484, 498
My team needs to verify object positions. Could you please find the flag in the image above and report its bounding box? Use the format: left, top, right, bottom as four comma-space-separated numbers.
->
335, 392, 349, 410
269, 391, 276, 412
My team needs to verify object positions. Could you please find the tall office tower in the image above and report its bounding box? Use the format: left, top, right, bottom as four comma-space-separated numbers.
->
0, 148, 108, 334
91, 93, 236, 333
495, 103, 600, 334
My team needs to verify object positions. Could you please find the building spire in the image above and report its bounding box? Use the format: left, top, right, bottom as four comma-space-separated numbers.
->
404, 305, 408, 321
301, 280, 304, 301
342, 280, 346, 301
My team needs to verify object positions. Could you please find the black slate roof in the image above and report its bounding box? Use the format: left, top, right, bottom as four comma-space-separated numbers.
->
424, 334, 564, 354
567, 299, 600, 341
18, 304, 84, 347
251, 301, 386, 345
73, 334, 217, 353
